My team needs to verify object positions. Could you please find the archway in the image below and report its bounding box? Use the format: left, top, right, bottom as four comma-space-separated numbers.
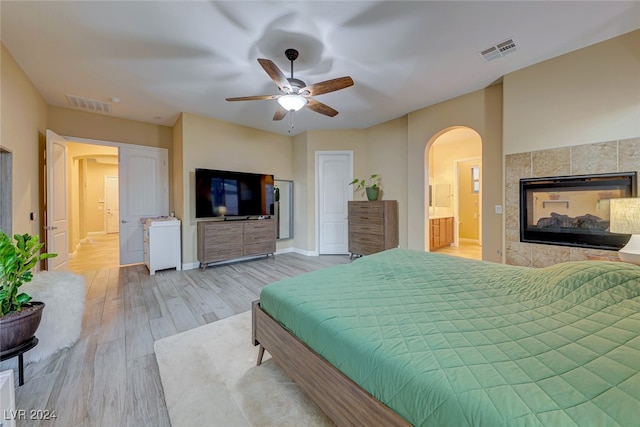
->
425, 127, 482, 259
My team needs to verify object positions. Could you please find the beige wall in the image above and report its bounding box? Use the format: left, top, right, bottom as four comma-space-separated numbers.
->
408, 85, 504, 262
0, 44, 48, 240
47, 106, 176, 213
292, 132, 309, 252
290, 118, 409, 253
364, 117, 409, 248
47, 106, 173, 150
503, 29, 640, 265
298, 129, 366, 253
504, 29, 640, 155
178, 113, 293, 264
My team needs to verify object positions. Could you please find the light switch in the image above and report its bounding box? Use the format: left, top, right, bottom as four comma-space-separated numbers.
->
495, 205, 503, 214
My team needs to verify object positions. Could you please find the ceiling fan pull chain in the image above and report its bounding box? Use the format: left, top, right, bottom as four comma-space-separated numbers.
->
288, 112, 294, 134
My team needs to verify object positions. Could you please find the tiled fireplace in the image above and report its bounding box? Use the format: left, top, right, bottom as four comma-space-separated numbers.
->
520, 172, 636, 250
505, 138, 640, 267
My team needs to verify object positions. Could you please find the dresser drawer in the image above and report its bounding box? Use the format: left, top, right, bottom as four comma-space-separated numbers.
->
244, 220, 275, 243
348, 202, 383, 222
349, 232, 383, 246
347, 200, 398, 257
349, 222, 384, 235
244, 241, 276, 256
201, 223, 243, 244
204, 245, 243, 262
349, 238, 383, 255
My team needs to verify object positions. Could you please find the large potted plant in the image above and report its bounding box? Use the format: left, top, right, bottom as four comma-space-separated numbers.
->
349, 174, 381, 201
0, 231, 56, 351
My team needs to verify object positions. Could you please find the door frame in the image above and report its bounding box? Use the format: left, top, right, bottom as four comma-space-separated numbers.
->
45, 130, 69, 271
314, 150, 354, 255
58, 136, 168, 265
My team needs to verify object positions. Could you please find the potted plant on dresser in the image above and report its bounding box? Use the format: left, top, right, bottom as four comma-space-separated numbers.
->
349, 174, 381, 201
0, 231, 56, 352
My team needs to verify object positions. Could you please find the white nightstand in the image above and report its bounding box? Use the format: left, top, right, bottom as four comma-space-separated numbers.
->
144, 217, 181, 275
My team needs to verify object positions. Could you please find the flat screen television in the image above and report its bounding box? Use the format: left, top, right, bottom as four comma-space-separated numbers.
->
195, 168, 275, 218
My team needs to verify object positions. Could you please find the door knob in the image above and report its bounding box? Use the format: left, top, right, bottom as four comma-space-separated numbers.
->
121, 219, 129, 224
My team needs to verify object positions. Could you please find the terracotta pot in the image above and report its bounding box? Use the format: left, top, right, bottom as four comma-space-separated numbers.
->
0, 302, 45, 351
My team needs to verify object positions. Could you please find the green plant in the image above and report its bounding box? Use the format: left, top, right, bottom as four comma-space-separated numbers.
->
349, 174, 380, 191
0, 231, 57, 316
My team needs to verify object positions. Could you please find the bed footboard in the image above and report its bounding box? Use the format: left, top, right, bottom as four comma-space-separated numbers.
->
251, 301, 409, 427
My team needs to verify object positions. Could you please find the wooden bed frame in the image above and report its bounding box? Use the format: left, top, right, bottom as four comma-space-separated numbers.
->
251, 301, 410, 426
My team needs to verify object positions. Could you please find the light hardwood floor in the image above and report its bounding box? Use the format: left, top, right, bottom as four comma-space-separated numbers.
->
14, 241, 349, 427
67, 234, 120, 273
434, 240, 482, 260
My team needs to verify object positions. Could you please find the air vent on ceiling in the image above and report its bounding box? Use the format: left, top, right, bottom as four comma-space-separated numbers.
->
65, 94, 112, 113
479, 38, 517, 62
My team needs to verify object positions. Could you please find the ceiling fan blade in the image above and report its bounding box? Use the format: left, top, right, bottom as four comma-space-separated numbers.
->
273, 105, 289, 121
258, 58, 291, 92
225, 94, 280, 102
306, 98, 339, 117
301, 76, 354, 96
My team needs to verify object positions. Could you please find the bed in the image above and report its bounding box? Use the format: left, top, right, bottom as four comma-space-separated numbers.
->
252, 248, 640, 426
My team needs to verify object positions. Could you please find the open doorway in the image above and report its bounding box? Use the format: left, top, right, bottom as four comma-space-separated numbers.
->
46, 131, 169, 272
67, 142, 120, 273
426, 127, 482, 260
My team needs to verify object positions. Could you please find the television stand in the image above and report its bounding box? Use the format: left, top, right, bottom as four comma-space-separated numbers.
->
197, 218, 276, 269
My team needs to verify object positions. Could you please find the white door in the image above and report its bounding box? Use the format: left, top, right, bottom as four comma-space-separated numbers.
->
45, 130, 69, 271
316, 151, 353, 254
119, 146, 168, 265
105, 176, 119, 234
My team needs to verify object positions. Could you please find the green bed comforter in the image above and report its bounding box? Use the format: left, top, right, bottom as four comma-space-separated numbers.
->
259, 249, 640, 426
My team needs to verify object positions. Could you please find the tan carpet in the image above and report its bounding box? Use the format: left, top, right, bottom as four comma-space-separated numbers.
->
154, 311, 335, 427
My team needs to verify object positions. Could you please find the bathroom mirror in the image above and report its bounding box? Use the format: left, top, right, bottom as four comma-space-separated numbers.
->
274, 180, 293, 240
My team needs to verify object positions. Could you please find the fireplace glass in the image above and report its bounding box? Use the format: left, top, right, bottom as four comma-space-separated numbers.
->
520, 172, 637, 250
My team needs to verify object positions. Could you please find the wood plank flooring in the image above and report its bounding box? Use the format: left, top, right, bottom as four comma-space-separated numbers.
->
12, 248, 349, 427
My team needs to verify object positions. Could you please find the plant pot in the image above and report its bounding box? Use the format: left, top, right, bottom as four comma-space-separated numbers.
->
366, 187, 380, 201
0, 302, 45, 352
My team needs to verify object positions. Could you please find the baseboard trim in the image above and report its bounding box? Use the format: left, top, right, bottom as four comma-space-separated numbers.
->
182, 261, 200, 271
459, 238, 480, 244
291, 248, 319, 256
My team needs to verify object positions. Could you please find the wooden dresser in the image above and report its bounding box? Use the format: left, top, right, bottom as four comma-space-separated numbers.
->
197, 218, 276, 269
348, 200, 398, 258
429, 217, 454, 251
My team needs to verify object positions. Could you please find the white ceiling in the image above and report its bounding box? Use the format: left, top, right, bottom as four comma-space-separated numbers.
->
2, 1, 639, 136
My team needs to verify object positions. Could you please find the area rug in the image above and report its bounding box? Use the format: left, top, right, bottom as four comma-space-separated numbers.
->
1, 271, 86, 368
154, 311, 335, 427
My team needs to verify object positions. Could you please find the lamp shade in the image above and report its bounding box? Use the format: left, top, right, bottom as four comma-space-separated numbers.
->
277, 94, 307, 112
609, 198, 640, 234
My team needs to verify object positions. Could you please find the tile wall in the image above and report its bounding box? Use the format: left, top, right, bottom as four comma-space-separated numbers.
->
505, 137, 640, 267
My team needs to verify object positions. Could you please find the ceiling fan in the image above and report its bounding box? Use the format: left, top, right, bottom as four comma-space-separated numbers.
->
226, 49, 354, 121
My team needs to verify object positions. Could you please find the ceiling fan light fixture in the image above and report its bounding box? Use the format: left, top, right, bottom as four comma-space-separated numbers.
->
278, 94, 307, 112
